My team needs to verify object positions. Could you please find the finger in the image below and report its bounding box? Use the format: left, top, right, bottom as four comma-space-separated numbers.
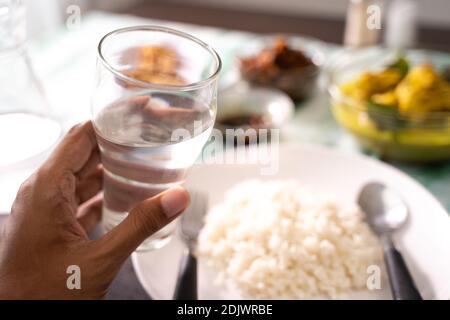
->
126, 95, 151, 116
77, 149, 101, 181
76, 169, 103, 204
108, 95, 150, 114
77, 194, 103, 234
42, 121, 98, 175
142, 104, 201, 122
128, 95, 150, 108
98, 186, 189, 261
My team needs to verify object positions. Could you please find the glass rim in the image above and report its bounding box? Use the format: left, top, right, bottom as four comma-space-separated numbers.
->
97, 25, 222, 91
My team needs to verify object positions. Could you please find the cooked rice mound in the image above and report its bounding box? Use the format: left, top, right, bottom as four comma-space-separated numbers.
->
198, 180, 382, 299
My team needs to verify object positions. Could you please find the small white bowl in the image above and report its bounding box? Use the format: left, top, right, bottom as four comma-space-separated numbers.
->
216, 83, 295, 132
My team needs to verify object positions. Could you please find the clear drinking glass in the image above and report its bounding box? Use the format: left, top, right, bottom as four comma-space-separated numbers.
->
92, 26, 221, 251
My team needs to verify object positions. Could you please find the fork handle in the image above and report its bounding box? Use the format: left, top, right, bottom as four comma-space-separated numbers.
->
173, 249, 197, 300
384, 246, 422, 300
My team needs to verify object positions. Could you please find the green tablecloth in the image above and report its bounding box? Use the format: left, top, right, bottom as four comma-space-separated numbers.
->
30, 11, 450, 212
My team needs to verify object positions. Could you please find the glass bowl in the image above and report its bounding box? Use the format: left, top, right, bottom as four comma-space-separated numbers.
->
325, 47, 450, 163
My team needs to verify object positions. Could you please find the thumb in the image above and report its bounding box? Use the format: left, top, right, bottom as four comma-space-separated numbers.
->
98, 186, 190, 260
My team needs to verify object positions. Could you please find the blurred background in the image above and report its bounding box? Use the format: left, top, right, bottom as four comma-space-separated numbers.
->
26, 0, 450, 50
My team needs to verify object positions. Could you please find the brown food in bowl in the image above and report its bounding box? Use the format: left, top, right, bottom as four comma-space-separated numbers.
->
117, 45, 187, 88
239, 38, 318, 100
216, 113, 274, 146
218, 113, 271, 130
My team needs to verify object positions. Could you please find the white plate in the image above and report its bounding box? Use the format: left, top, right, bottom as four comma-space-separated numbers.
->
132, 144, 450, 300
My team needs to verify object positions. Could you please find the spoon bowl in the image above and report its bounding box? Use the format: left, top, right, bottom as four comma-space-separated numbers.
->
358, 182, 409, 236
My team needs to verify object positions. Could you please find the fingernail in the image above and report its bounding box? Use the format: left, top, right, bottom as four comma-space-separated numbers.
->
161, 187, 190, 218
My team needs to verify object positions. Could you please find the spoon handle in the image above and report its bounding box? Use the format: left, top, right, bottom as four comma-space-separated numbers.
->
384, 246, 422, 300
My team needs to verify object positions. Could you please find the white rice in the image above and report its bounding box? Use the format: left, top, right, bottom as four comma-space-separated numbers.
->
197, 180, 382, 299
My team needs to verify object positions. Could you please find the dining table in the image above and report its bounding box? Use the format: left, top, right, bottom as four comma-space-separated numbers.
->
1, 11, 449, 299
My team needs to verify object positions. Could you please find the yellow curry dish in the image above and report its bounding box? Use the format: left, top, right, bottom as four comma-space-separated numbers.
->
327, 49, 450, 163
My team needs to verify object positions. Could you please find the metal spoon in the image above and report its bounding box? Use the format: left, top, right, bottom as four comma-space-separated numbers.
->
173, 191, 208, 300
358, 182, 422, 300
